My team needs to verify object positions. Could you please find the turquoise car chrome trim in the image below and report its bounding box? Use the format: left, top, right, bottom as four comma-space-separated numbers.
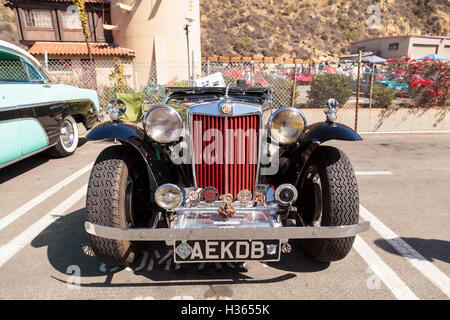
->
0, 84, 100, 115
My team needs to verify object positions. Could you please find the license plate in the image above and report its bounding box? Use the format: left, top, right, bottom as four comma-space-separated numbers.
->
173, 239, 280, 263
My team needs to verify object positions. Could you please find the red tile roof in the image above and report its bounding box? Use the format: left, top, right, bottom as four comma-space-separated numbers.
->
28, 42, 135, 57
44, 0, 108, 3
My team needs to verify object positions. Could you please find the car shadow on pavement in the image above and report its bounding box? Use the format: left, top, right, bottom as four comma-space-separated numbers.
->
374, 238, 450, 264
0, 153, 49, 184
0, 138, 88, 183
32, 208, 330, 288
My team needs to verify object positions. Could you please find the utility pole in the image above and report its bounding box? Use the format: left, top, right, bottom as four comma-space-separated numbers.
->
185, 18, 193, 86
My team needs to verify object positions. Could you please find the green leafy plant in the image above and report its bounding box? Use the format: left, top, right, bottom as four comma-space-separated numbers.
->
223, 75, 237, 86
108, 59, 128, 93
372, 86, 396, 108
263, 76, 299, 108
308, 74, 352, 108
99, 60, 133, 110
73, 0, 92, 61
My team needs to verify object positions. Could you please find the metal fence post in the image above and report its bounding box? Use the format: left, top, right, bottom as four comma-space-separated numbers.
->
291, 62, 297, 106
369, 64, 375, 109
44, 51, 48, 73
355, 51, 361, 132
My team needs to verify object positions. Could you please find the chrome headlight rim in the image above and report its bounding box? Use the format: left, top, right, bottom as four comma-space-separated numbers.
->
268, 106, 307, 145
143, 105, 183, 144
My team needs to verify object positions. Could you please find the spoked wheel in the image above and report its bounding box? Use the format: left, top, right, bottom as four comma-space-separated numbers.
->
86, 145, 146, 266
296, 146, 359, 262
50, 115, 79, 157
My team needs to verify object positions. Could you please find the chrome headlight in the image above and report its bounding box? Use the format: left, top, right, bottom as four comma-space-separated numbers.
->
268, 107, 307, 144
155, 184, 183, 209
143, 105, 183, 143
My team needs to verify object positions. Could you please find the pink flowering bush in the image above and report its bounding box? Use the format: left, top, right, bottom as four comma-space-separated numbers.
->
386, 57, 449, 107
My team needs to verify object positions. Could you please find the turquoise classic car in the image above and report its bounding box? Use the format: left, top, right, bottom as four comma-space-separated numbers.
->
0, 40, 101, 168
375, 73, 408, 94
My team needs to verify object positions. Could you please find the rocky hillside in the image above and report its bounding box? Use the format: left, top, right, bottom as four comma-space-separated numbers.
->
0, 0, 20, 45
200, 0, 450, 60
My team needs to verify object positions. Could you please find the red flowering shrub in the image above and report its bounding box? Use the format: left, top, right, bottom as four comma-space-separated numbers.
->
386, 57, 449, 107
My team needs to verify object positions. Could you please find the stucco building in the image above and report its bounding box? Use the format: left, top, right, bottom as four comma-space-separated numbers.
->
4, 0, 201, 88
350, 35, 450, 59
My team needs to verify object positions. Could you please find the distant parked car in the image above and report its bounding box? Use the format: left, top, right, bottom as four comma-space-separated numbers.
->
376, 73, 408, 94
0, 40, 101, 169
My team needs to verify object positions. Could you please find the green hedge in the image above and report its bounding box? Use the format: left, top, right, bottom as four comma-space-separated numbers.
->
372, 86, 396, 108
308, 74, 352, 108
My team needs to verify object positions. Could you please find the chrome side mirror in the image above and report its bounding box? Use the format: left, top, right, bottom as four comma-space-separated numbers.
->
324, 98, 339, 123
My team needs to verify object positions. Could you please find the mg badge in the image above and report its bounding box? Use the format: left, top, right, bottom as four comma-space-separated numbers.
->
221, 103, 232, 114
175, 242, 193, 260
266, 244, 278, 255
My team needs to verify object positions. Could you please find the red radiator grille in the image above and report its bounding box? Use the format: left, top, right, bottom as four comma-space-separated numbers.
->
192, 114, 259, 198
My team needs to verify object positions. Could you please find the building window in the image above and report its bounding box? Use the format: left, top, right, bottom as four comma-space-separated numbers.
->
61, 9, 82, 29
24, 9, 53, 28
48, 59, 72, 72
389, 43, 399, 51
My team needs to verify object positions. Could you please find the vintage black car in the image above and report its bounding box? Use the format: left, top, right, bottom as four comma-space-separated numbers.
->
84, 86, 369, 266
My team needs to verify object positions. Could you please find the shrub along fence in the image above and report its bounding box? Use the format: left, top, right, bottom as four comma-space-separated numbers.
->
42, 56, 450, 133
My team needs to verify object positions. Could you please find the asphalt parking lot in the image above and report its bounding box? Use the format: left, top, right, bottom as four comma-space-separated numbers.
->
0, 134, 449, 300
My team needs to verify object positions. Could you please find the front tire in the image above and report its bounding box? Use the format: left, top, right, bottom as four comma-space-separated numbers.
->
297, 146, 359, 262
86, 145, 143, 266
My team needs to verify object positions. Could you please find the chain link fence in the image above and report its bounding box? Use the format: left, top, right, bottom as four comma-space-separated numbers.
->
42, 58, 450, 133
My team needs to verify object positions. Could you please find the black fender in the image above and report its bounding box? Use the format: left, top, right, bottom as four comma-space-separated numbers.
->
293, 122, 361, 187
85, 121, 158, 192
64, 99, 99, 130
301, 122, 362, 144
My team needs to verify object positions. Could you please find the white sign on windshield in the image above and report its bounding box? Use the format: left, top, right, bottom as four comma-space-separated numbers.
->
195, 72, 226, 87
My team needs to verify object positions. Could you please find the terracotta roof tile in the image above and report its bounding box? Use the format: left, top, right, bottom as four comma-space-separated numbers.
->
28, 42, 135, 57
43, 0, 108, 3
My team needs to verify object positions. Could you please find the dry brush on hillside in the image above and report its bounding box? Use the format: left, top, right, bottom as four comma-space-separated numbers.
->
200, 0, 450, 59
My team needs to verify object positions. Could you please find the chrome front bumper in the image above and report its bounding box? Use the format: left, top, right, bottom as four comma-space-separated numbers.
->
85, 221, 370, 246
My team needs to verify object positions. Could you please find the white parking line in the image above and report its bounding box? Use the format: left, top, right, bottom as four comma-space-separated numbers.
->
353, 236, 419, 300
355, 171, 393, 175
0, 184, 87, 268
360, 205, 450, 298
0, 163, 93, 232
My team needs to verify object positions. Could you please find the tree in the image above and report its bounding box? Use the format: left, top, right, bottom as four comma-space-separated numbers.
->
73, 0, 92, 61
